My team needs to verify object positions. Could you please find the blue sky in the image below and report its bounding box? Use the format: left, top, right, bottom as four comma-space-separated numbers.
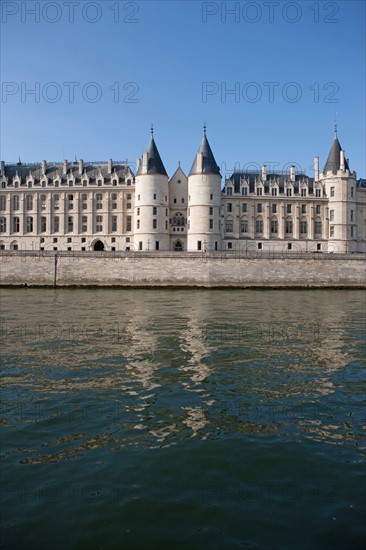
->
1, 0, 365, 179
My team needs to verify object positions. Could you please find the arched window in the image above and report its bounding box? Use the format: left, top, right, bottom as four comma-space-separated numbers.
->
172, 212, 185, 226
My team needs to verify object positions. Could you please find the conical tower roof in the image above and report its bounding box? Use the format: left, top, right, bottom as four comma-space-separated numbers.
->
323, 129, 349, 173
189, 127, 220, 176
137, 130, 168, 176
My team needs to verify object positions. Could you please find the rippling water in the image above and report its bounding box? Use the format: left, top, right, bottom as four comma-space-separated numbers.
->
1, 289, 365, 549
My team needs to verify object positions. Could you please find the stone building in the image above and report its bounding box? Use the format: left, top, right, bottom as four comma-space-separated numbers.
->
0, 127, 365, 253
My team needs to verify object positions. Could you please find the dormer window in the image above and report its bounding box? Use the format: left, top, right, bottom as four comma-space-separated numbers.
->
286, 188, 292, 197
256, 187, 262, 196
271, 188, 277, 196
301, 188, 307, 197
227, 187, 233, 196
97, 179, 102, 186
241, 187, 248, 196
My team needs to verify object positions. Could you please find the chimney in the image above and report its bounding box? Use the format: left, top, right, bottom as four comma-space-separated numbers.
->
79, 159, 84, 174
142, 152, 148, 173
314, 156, 319, 181
0, 161, 5, 175
63, 160, 68, 175
340, 150, 345, 171
108, 158, 113, 173
290, 165, 295, 182
261, 164, 267, 181
196, 152, 203, 173
41, 160, 47, 175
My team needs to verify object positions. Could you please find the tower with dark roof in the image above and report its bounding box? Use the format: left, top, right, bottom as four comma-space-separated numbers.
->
319, 126, 357, 252
187, 127, 222, 251
134, 129, 169, 251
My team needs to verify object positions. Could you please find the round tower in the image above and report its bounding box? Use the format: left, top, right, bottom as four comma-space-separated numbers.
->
187, 127, 222, 252
320, 126, 357, 253
134, 129, 169, 251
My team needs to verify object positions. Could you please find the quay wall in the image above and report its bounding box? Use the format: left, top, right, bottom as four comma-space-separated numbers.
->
1, 252, 365, 288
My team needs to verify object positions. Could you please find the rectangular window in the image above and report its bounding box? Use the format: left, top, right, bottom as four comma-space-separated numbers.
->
26, 216, 33, 232
41, 216, 47, 232
240, 219, 248, 233
112, 216, 117, 232
256, 220, 263, 234
314, 221, 322, 235
68, 216, 73, 232
210, 207, 213, 215
139, 242, 142, 250
13, 216, 20, 232
286, 188, 292, 197
351, 227, 354, 237
287, 204, 292, 214
137, 207, 140, 215
197, 240, 202, 251
126, 216, 131, 232
271, 220, 278, 234
271, 188, 277, 196
242, 203, 247, 213
153, 207, 157, 215
153, 193, 156, 200
81, 216, 87, 233
96, 215, 103, 232
330, 209, 334, 221
315, 205, 321, 215
242, 187, 248, 196
153, 219, 157, 229
330, 225, 334, 237
315, 189, 321, 197
301, 188, 307, 197
210, 194, 213, 200
0, 217, 6, 232
351, 187, 354, 198
285, 220, 293, 234
226, 187, 232, 195
137, 219, 140, 229
12, 196, 20, 210
209, 219, 213, 229
257, 204, 262, 213
257, 188, 262, 196
330, 187, 335, 197
127, 203, 131, 209
53, 216, 59, 233
301, 205, 306, 214
300, 221, 307, 234
155, 241, 159, 250
272, 204, 277, 214
350, 210, 354, 222
26, 195, 33, 210
0, 196, 6, 210
225, 220, 233, 232
227, 203, 232, 213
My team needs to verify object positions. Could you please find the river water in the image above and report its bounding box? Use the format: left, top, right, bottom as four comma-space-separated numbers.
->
1, 288, 365, 549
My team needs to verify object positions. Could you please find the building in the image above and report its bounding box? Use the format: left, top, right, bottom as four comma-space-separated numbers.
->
0, 127, 365, 253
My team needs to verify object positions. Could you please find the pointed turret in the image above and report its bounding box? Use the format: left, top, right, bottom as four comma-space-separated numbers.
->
189, 126, 220, 176
323, 126, 349, 174
137, 128, 167, 176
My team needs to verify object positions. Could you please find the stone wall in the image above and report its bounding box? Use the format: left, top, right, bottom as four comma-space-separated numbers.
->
1, 252, 365, 287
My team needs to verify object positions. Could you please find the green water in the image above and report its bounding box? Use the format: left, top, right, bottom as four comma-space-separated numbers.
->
1, 289, 365, 549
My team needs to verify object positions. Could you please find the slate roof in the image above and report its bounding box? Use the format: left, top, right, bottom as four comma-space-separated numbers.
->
357, 179, 366, 189
227, 171, 314, 195
323, 135, 350, 173
189, 130, 220, 176
136, 135, 168, 177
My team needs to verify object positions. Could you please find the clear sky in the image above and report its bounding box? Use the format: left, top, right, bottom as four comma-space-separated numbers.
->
1, 0, 365, 180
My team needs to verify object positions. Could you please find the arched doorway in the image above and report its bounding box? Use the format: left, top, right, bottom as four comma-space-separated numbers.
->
174, 240, 183, 251
94, 240, 105, 251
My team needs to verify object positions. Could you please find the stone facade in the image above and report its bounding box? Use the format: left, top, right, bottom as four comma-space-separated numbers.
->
0, 128, 365, 254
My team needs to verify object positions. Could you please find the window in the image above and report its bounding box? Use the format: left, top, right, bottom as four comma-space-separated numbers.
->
112, 216, 117, 232
111, 193, 117, 201
26, 195, 33, 210
0, 196, 6, 210
285, 220, 293, 234
197, 241, 202, 251
315, 189, 321, 197
0, 217, 6, 232
68, 216, 73, 232
81, 216, 87, 232
227, 203, 232, 213
182, 198, 185, 203
256, 219, 263, 234
272, 204, 277, 214
12, 196, 20, 210
330, 226, 334, 237
209, 219, 213, 229
96, 193, 102, 201
96, 202, 102, 210
53, 216, 59, 233
53, 194, 60, 210
241, 219, 248, 233
286, 188, 292, 197
153, 219, 157, 229
226, 220, 233, 232
155, 241, 159, 251
315, 205, 321, 215
210, 207, 213, 215
26, 216, 33, 232
271, 220, 278, 234
172, 213, 185, 226
139, 242, 142, 250
258, 243, 262, 250
137, 219, 140, 229
173, 198, 177, 204
271, 188, 277, 196
210, 194, 213, 200
127, 203, 131, 209
112, 180, 117, 186
314, 221, 322, 235
112, 202, 117, 210
242, 187, 248, 196
330, 187, 335, 197
257, 204, 262, 213
350, 210, 354, 222
127, 194, 131, 200
97, 179, 102, 186
301, 205, 306, 214
82, 194, 88, 201
126, 216, 131, 232
300, 221, 307, 234
257, 188, 262, 196
41, 216, 47, 232
242, 203, 247, 213
82, 202, 88, 210
12, 217, 20, 232
153, 207, 157, 215
287, 204, 292, 214
351, 187, 354, 198
330, 209, 334, 221
96, 215, 103, 232
301, 188, 307, 197
227, 187, 233, 196
137, 194, 140, 201
227, 242, 232, 249
153, 193, 156, 200
351, 227, 354, 237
